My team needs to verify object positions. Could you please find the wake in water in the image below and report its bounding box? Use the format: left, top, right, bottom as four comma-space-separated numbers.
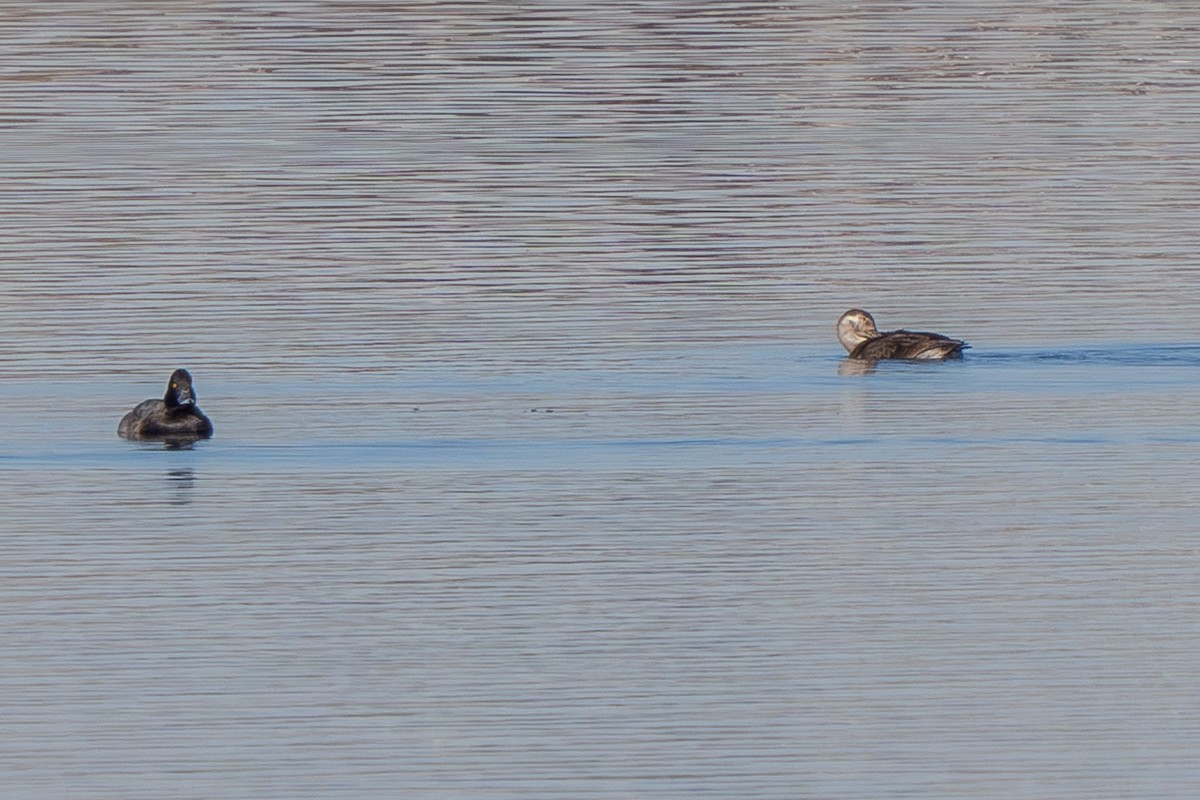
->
971, 344, 1200, 367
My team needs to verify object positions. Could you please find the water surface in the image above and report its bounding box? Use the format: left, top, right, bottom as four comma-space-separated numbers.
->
3, 2, 1200, 798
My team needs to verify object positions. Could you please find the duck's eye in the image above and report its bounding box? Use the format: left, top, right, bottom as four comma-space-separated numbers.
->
171, 383, 178, 389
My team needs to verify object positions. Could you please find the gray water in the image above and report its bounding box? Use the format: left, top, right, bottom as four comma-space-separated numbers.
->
3, 2, 1200, 798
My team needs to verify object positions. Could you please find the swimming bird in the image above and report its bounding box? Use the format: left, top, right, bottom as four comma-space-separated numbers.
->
836, 309, 967, 360
118, 368, 214, 441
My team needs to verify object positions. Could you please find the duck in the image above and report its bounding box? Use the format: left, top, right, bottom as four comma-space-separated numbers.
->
836, 309, 967, 361
118, 368, 214, 441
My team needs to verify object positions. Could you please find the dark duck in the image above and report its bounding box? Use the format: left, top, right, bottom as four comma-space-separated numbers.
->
118, 368, 214, 441
837, 309, 967, 361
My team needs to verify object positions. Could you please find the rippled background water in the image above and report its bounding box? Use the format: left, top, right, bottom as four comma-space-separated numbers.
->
4, 2, 1200, 798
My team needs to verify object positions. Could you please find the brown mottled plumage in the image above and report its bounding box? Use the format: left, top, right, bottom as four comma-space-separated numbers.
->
837, 309, 967, 361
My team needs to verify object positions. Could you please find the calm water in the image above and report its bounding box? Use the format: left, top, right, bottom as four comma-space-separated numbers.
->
3, 2, 1200, 798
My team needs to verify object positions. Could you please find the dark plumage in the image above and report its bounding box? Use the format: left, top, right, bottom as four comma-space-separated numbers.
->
118, 368, 214, 442
837, 309, 967, 361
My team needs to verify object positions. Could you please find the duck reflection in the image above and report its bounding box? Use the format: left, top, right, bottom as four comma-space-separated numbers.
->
837, 358, 878, 377
166, 467, 196, 506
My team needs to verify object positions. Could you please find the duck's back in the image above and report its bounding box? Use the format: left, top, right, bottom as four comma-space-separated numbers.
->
118, 399, 163, 438
850, 330, 967, 361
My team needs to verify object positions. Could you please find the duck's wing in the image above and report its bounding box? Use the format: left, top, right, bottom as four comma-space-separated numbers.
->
117, 399, 165, 438
850, 330, 967, 360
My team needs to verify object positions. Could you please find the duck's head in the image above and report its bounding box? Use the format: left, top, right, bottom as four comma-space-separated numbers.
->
836, 309, 879, 353
164, 368, 197, 408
